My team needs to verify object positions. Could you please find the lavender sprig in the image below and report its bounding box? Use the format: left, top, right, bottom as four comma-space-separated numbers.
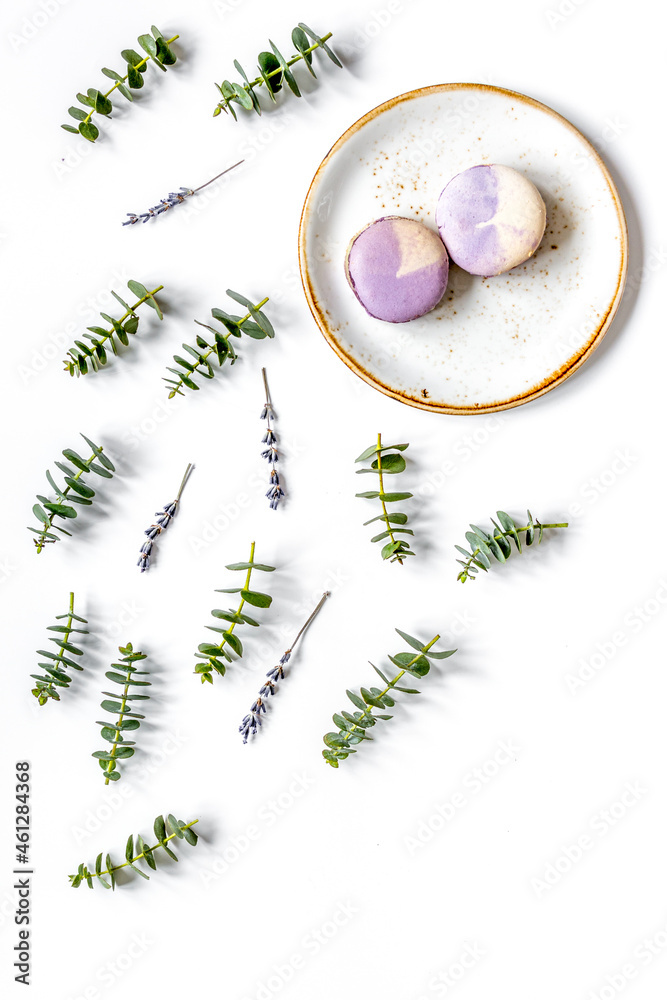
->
261, 368, 284, 509
138, 463, 193, 572
123, 161, 244, 225
239, 591, 329, 742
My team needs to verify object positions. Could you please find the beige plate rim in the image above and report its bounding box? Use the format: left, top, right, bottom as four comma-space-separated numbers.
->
298, 82, 629, 415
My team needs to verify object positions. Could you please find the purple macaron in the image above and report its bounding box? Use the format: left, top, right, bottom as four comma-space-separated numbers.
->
435, 164, 547, 277
345, 216, 449, 323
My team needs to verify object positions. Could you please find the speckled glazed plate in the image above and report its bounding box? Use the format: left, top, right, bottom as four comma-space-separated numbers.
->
298, 84, 627, 414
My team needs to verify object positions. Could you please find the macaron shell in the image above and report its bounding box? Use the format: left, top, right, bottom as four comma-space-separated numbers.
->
436, 164, 547, 277
345, 216, 449, 323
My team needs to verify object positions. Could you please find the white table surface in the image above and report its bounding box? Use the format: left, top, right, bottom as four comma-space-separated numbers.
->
1, 1, 664, 998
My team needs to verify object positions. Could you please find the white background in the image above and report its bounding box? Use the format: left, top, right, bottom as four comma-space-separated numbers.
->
1, 1, 665, 998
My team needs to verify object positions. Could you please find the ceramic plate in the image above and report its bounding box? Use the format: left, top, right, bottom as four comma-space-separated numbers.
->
298, 84, 627, 414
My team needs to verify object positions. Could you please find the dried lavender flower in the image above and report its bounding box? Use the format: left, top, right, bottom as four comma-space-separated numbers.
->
261, 367, 284, 509
138, 463, 193, 572
239, 591, 329, 742
123, 161, 244, 225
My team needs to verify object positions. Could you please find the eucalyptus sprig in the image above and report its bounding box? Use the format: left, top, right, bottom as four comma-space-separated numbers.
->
164, 291, 274, 399
239, 591, 329, 742
355, 435, 415, 564
31, 593, 89, 706
29, 434, 115, 554
322, 630, 455, 768
63, 279, 163, 377
195, 542, 275, 684
214, 23, 341, 120
455, 510, 569, 583
93, 643, 150, 784
62, 26, 179, 143
69, 814, 198, 889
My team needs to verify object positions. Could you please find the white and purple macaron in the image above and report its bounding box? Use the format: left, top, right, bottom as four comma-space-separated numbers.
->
435, 164, 546, 277
345, 216, 449, 323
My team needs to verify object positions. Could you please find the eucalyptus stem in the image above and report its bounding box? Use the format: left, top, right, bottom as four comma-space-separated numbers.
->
375, 433, 402, 562
63, 28, 181, 142
242, 35, 331, 90
98, 821, 197, 879
69, 814, 200, 889
104, 674, 131, 785
191, 299, 268, 373
323, 630, 455, 767
31, 592, 89, 705
166, 295, 271, 399
222, 541, 257, 654
455, 510, 569, 583
64, 279, 164, 376
34, 447, 105, 553
347, 637, 438, 739
93, 287, 161, 351
463, 523, 568, 572
93, 642, 150, 783
195, 541, 275, 683
355, 435, 414, 563
82, 36, 179, 126
214, 23, 341, 119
